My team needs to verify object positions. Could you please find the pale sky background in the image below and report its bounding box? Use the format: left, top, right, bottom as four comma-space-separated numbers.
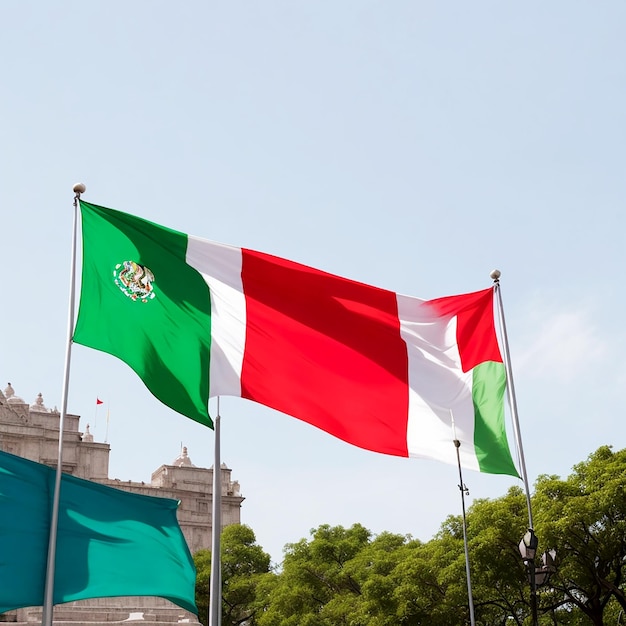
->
2, 1, 625, 565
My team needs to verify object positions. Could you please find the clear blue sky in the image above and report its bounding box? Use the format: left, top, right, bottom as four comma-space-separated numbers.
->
2, 1, 625, 564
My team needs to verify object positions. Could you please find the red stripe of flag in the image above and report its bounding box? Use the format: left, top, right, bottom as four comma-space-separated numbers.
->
239, 249, 409, 457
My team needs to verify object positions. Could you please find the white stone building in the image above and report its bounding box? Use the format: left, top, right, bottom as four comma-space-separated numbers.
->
0, 383, 244, 625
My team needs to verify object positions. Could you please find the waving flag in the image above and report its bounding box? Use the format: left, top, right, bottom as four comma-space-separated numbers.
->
73, 200, 518, 476
0, 450, 197, 613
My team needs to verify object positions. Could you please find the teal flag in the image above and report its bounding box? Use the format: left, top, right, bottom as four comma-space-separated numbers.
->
0, 450, 197, 614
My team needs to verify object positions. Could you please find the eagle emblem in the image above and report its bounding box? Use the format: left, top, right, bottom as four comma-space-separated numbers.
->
113, 261, 156, 302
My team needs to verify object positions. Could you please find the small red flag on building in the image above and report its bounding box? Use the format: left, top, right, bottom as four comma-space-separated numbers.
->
96, 398, 103, 405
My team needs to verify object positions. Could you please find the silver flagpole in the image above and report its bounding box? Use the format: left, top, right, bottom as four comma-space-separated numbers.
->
490, 270, 534, 530
42, 183, 85, 626
450, 415, 476, 626
209, 397, 222, 626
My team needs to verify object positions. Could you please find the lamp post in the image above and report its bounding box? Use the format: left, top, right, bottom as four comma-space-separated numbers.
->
518, 529, 557, 626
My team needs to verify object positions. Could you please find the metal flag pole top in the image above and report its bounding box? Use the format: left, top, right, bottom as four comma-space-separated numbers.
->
490, 269, 534, 530
41, 183, 85, 626
209, 397, 222, 626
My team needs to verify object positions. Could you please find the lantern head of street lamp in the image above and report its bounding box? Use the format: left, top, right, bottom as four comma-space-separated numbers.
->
519, 529, 539, 562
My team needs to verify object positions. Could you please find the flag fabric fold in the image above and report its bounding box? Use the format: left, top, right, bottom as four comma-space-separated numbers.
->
74, 200, 519, 477
0, 450, 197, 614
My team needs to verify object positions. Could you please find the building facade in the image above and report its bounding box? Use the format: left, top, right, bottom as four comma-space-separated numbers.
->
0, 383, 244, 625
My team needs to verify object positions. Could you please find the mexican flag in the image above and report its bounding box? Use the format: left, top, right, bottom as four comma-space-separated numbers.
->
74, 201, 519, 477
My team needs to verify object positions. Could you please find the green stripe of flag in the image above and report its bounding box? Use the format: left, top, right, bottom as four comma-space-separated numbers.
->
472, 361, 519, 477
74, 201, 213, 427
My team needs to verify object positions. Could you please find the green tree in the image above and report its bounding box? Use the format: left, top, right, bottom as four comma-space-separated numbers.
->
450, 445, 626, 625
193, 446, 626, 626
258, 523, 375, 625
463, 486, 533, 625
391, 532, 461, 625
534, 446, 626, 626
343, 531, 413, 625
194, 524, 272, 626
194, 548, 212, 625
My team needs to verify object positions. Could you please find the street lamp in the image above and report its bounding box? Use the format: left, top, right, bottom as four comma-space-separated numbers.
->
535, 549, 557, 586
518, 529, 557, 626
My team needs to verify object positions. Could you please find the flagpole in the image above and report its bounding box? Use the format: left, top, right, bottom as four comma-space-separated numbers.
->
209, 397, 222, 626
42, 183, 85, 626
450, 414, 476, 626
490, 270, 534, 530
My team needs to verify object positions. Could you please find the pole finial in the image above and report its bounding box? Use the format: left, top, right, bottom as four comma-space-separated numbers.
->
73, 183, 86, 196
490, 269, 501, 283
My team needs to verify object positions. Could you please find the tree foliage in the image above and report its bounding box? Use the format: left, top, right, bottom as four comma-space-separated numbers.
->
533, 446, 626, 625
194, 524, 272, 625
196, 446, 626, 625
256, 523, 376, 625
